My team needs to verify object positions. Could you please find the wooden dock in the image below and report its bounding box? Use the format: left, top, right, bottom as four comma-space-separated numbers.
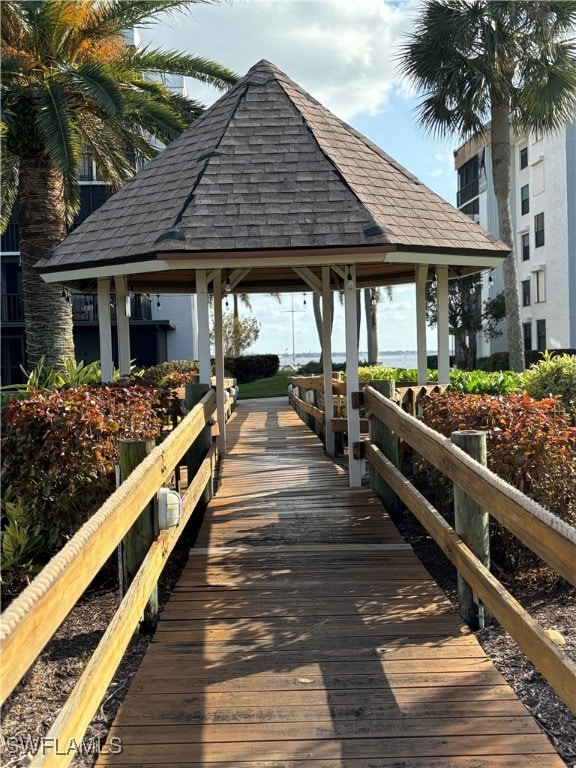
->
97, 397, 564, 767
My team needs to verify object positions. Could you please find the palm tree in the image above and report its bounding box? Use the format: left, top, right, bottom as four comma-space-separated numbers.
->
1, 0, 237, 370
398, 0, 576, 372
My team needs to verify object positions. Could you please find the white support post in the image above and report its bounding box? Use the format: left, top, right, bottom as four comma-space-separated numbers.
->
437, 264, 450, 385
213, 270, 226, 455
344, 264, 362, 488
416, 265, 428, 385
322, 267, 334, 455
114, 275, 131, 377
97, 277, 114, 382
196, 269, 211, 384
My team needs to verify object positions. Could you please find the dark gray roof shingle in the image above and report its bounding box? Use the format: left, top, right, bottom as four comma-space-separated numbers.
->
39, 59, 507, 273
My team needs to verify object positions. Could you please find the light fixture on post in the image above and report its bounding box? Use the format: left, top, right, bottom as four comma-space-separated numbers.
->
346, 266, 354, 289
157, 487, 181, 531
431, 268, 437, 289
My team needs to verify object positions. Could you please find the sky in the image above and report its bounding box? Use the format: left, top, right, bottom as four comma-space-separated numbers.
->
139, 0, 462, 356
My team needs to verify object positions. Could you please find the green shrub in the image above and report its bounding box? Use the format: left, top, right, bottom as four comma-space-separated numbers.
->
420, 391, 576, 569
449, 368, 522, 395
224, 355, 279, 384
139, 359, 199, 389
477, 348, 576, 371
1, 384, 165, 554
522, 351, 576, 414
1, 488, 43, 588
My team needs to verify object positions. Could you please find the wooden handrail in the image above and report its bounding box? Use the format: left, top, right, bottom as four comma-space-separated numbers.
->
0, 389, 216, 702
365, 442, 576, 714
364, 386, 576, 588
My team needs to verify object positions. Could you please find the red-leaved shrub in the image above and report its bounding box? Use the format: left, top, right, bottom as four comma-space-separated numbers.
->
1, 384, 165, 554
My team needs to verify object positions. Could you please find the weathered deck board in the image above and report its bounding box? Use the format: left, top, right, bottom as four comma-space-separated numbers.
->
96, 397, 563, 767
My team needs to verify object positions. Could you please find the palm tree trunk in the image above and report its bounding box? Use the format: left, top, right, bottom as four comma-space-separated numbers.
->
364, 288, 378, 363
313, 291, 334, 365
490, 97, 525, 372
18, 154, 75, 370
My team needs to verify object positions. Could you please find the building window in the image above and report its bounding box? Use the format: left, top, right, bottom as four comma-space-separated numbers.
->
534, 269, 546, 303
520, 146, 528, 170
461, 198, 480, 223
535, 213, 545, 247
523, 322, 532, 351
520, 185, 529, 215
532, 159, 544, 196
521, 232, 530, 261
457, 155, 479, 207
536, 319, 546, 351
521, 279, 531, 306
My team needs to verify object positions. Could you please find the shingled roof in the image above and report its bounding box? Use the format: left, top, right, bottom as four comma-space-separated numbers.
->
38, 59, 508, 293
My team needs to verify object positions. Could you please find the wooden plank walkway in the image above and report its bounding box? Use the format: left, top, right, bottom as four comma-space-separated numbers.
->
97, 397, 564, 767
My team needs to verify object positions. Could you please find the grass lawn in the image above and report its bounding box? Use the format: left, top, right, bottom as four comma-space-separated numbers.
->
237, 370, 294, 399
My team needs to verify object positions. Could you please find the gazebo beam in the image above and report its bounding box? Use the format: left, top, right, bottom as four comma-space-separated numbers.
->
322, 267, 334, 456
292, 267, 322, 295
437, 265, 450, 384
415, 265, 428, 385
344, 264, 363, 488
97, 277, 113, 382
213, 270, 226, 455
114, 275, 131, 378
196, 269, 211, 384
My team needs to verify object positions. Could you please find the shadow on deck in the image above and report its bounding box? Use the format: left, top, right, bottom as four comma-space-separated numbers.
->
97, 397, 564, 767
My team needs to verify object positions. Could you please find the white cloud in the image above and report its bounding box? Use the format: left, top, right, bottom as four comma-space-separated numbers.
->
139, 0, 420, 121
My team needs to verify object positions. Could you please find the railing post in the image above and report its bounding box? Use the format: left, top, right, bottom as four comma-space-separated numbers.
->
186, 383, 213, 506
368, 380, 402, 513
119, 438, 158, 633
452, 429, 491, 630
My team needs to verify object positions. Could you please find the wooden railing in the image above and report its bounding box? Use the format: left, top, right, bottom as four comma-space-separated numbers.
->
288, 379, 576, 713
288, 375, 446, 451
0, 388, 218, 767
362, 384, 576, 714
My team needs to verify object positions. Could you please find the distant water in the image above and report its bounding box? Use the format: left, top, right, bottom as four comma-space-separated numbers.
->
279, 351, 422, 369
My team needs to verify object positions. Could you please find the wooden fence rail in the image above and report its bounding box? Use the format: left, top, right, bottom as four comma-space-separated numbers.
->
361, 384, 576, 714
0, 389, 218, 767
287, 379, 576, 713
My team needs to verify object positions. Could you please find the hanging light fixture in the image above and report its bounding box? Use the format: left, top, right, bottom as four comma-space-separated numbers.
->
346, 266, 354, 289
224, 272, 232, 293
469, 283, 476, 295
431, 268, 437, 289
488, 271, 494, 288
156, 294, 161, 310
303, 293, 307, 307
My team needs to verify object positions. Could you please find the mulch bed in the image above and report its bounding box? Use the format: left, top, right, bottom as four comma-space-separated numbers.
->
1, 495, 575, 768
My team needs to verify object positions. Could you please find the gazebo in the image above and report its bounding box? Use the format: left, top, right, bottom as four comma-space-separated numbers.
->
37, 60, 509, 486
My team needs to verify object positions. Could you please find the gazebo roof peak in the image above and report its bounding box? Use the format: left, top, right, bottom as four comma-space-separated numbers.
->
37, 59, 508, 293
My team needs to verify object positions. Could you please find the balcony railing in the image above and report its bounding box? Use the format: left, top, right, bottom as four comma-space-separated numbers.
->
1, 224, 20, 253
1, 293, 24, 322
457, 177, 479, 208
72, 293, 152, 322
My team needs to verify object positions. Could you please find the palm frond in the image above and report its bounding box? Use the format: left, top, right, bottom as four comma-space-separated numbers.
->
120, 89, 189, 143
35, 81, 81, 174
62, 168, 81, 226
0, 141, 19, 233
124, 46, 238, 90
66, 62, 124, 115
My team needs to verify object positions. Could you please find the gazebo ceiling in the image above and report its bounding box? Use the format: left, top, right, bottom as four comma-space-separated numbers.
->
37, 60, 509, 294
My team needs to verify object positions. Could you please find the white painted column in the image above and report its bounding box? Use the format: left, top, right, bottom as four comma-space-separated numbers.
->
97, 277, 114, 382
437, 265, 450, 385
114, 275, 131, 377
213, 270, 226, 454
195, 269, 211, 384
344, 265, 362, 488
415, 265, 428, 385
321, 267, 334, 455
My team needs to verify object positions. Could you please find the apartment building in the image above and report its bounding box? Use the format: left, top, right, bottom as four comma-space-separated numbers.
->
454, 120, 576, 358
